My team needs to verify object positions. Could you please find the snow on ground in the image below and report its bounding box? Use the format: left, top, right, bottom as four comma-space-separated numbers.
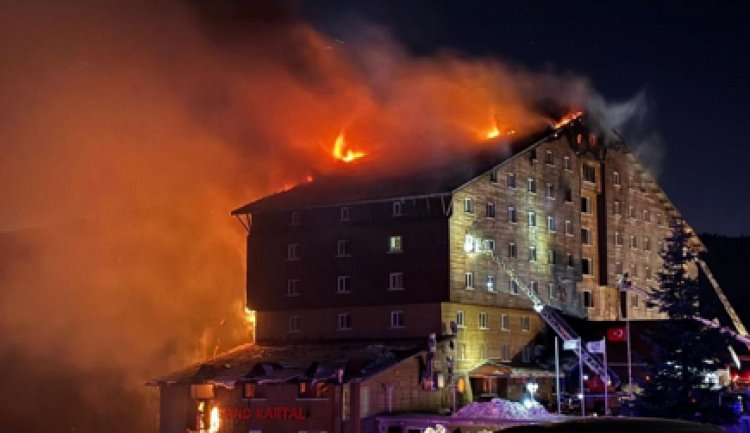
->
454, 398, 552, 419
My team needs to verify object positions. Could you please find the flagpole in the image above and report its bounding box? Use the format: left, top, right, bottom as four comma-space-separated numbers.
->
626, 301, 633, 400
555, 336, 561, 415
603, 338, 609, 415
579, 338, 585, 417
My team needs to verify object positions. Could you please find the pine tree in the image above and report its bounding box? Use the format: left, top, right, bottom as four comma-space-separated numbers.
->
633, 220, 735, 424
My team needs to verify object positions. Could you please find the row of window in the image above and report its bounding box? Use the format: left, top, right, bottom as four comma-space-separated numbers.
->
286, 272, 405, 296
286, 235, 403, 260
464, 271, 572, 298
287, 311, 405, 332
290, 200, 412, 227
456, 310, 531, 331
457, 342, 533, 363
465, 181, 577, 214
614, 232, 662, 251
612, 200, 664, 224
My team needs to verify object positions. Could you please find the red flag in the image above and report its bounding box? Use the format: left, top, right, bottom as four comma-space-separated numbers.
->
607, 326, 626, 342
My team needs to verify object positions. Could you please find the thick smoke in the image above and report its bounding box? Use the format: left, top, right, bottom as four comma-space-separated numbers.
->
0, 1, 613, 432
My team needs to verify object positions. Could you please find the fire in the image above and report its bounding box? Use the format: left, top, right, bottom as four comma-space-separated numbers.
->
332, 130, 365, 163
483, 113, 515, 140
553, 111, 584, 129
209, 406, 220, 433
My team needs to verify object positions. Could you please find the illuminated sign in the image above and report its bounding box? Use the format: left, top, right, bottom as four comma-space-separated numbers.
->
219, 406, 306, 421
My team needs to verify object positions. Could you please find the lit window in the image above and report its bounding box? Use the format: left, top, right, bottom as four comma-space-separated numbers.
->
389, 272, 404, 290
521, 316, 530, 332
479, 312, 489, 329
529, 246, 537, 262
388, 235, 402, 253
390, 311, 405, 328
340, 206, 350, 221
486, 275, 496, 292
547, 215, 556, 232
581, 227, 592, 245
581, 196, 591, 213
287, 279, 300, 297
336, 239, 350, 257
545, 150, 554, 165
291, 211, 301, 226
548, 249, 556, 264
563, 156, 572, 170
576, 134, 583, 144
583, 163, 596, 183
565, 220, 573, 236
546, 183, 555, 199
583, 291, 594, 308
507, 172, 517, 188
613, 171, 621, 186
508, 242, 517, 258
528, 211, 537, 228
288, 316, 300, 332
581, 258, 593, 275
501, 314, 510, 331
465, 272, 474, 289
392, 201, 404, 217
483, 239, 496, 254
337, 276, 351, 293
528, 178, 537, 194
508, 206, 517, 223
287, 243, 299, 261
456, 310, 465, 327
486, 202, 495, 218
337, 313, 352, 330
509, 280, 519, 295
464, 197, 474, 213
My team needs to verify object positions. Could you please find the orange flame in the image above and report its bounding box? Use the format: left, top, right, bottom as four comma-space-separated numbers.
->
332, 130, 365, 163
483, 113, 516, 140
209, 406, 220, 433
553, 111, 584, 129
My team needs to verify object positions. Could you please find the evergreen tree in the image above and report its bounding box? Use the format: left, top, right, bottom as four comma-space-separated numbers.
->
633, 220, 735, 424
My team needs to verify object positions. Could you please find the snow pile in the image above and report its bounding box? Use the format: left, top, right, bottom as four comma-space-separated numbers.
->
454, 398, 551, 419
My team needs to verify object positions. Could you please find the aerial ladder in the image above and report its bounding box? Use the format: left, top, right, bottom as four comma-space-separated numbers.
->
494, 255, 620, 385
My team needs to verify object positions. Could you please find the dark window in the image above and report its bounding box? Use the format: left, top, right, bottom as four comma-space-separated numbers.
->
583, 163, 596, 183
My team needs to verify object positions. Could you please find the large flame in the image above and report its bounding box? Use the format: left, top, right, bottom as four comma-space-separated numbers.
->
209, 406, 220, 433
332, 130, 366, 163
553, 111, 584, 129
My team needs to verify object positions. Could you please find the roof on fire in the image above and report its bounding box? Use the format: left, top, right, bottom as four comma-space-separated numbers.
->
231, 127, 558, 215
148, 339, 432, 386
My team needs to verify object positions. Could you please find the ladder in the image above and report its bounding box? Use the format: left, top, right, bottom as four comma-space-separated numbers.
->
696, 259, 749, 337
495, 256, 620, 385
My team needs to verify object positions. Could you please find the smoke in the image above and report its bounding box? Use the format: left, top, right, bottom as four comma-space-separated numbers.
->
0, 1, 650, 432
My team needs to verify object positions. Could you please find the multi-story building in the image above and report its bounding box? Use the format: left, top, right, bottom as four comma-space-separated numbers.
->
231, 116, 683, 374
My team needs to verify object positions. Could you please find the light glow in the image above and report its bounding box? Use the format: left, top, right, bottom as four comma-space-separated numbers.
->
332, 130, 365, 163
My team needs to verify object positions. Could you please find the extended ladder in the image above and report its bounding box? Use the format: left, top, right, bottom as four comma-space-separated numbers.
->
495, 256, 620, 384
696, 259, 749, 337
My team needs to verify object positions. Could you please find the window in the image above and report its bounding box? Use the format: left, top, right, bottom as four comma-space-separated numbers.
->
548, 248, 556, 264
545, 150, 554, 165
486, 202, 495, 218
287, 279, 300, 297
547, 215, 556, 232
549, 283, 557, 299
576, 133, 583, 144
615, 231, 623, 246
529, 246, 537, 262
630, 235, 638, 249
337, 276, 351, 293
464, 197, 474, 213
528, 178, 537, 194
479, 344, 488, 360
479, 312, 489, 329
389, 272, 404, 290
567, 253, 574, 268
643, 209, 650, 222
645, 266, 652, 279
465, 272, 475, 289
581, 227, 592, 245
340, 206, 350, 221
528, 211, 537, 228
581, 196, 591, 213
546, 183, 555, 199
243, 383, 258, 399
522, 346, 533, 363
529, 148, 538, 163
483, 239, 496, 254
291, 211, 300, 226
486, 275, 496, 292
501, 344, 511, 361
613, 171, 621, 186
388, 235, 402, 253
530, 281, 539, 294
392, 201, 404, 216
288, 315, 300, 332
564, 187, 572, 203
336, 239, 350, 257
615, 262, 623, 275
490, 170, 498, 183
501, 314, 510, 331
508, 206, 517, 223
614, 200, 622, 216
390, 311, 405, 328
629, 205, 636, 219
656, 212, 663, 225
631, 263, 639, 277
632, 294, 640, 308
507, 242, 517, 258
583, 163, 596, 183
287, 243, 299, 261
644, 237, 651, 251
563, 155, 572, 170
507, 172, 517, 188
581, 258, 593, 276
456, 310, 465, 327
582, 291, 594, 308
337, 313, 352, 330
458, 343, 467, 360
565, 220, 573, 236
509, 280, 519, 295
521, 316, 530, 332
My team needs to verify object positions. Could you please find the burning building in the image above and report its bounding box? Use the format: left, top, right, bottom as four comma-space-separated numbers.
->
152, 114, 705, 432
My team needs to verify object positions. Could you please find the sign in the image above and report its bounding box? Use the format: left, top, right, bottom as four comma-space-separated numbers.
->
219, 406, 306, 421
563, 339, 580, 350
586, 339, 605, 354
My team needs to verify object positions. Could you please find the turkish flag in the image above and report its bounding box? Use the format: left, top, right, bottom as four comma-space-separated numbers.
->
607, 326, 627, 342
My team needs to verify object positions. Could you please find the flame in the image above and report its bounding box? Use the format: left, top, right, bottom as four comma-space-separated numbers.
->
332, 130, 365, 163
553, 111, 584, 129
209, 406, 220, 433
483, 113, 516, 140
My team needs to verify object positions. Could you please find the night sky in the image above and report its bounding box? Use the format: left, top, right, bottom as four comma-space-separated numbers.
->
294, 1, 750, 236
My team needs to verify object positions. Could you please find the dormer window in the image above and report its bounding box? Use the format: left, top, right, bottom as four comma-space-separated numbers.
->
392, 201, 404, 217
291, 211, 301, 226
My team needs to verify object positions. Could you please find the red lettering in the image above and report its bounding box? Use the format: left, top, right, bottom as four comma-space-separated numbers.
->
273, 407, 282, 419
263, 407, 273, 420
256, 407, 264, 420
242, 407, 252, 420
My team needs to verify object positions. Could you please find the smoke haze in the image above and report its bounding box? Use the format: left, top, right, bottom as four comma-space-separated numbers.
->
0, 1, 645, 432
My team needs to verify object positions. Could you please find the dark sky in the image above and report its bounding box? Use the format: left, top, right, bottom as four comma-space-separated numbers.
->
292, 0, 750, 236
